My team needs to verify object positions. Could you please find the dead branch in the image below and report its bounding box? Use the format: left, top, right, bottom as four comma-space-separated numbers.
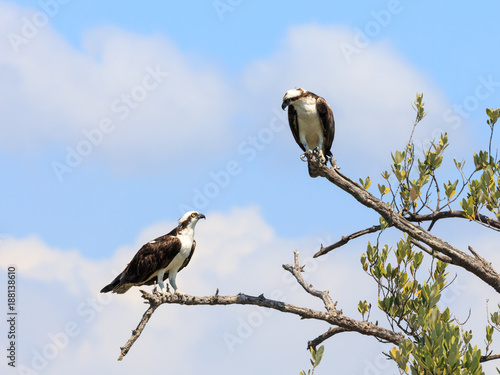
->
118, 304, 159, 361
283, 250, 338, 312
481, 353, 500, 363
409, 238, 453, 264
314, 225, 382, 258
117, 251, 405, 360
407, 210, 500, 231
308, 327, 348, 350
316, 211, 500, 259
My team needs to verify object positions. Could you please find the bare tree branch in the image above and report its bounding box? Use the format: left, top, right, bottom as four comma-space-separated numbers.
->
117, 251, 406, 360
308, 327, 348, 350
407, 210, 500, 231
409, 238, 453, 264
481, 353, 500, 363
314, 225, 382, 258
312, 159, 500, 294
468, 246, 491, 267
315, 210, 500, 259
118, 304, 159, 361
283, 250, 338, 312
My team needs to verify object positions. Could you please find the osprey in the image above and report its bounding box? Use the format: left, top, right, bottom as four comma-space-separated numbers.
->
281, 88, 335, 177
100, 211, 205, 295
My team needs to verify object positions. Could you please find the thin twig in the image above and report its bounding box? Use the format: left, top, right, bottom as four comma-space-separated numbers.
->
409, 238, 453, 264
315, 209, 500, 260
308, 327, 348, 350
283, 250, 337, 312
314, 225, 382, 258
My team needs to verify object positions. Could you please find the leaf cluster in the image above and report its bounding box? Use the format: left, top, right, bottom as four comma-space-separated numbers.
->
356, 94, 500, 373
300, 345, 324, 375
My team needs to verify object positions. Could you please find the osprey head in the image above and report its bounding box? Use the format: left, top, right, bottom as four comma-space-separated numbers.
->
178, 211, 206, 226
282, 88, 307, 110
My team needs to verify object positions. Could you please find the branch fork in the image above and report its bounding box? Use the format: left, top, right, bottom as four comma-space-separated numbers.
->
117, 250, 403, 361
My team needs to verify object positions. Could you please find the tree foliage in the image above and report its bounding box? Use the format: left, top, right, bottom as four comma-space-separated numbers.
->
356, 94, 500, 374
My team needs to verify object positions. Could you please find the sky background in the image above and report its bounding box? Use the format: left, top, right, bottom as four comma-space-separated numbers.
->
1, 1, 500, 374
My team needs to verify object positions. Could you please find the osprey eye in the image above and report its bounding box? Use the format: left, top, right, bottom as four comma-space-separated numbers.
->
191, 213, 196, 217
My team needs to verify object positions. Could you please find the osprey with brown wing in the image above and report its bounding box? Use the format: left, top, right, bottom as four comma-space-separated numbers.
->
282, 88, 335, 177
100, 211, 205, 295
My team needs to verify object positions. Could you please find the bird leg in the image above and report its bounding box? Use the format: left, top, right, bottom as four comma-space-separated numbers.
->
169, 273, 187, 297
308, 147, 327, 165
300, 149, 314, 162
330, 158, 340, 171
154, 270, 171, 296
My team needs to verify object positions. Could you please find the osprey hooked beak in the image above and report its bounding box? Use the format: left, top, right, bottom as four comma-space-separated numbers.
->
282, 88, 305, 110
197, 213, 206, 220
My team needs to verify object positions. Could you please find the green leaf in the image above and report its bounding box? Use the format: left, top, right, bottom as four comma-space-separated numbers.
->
358, 300, 368, 316
460, 197, 476, 220
491, 311, 500, 325
393, 150, 404, 165
378, 183, 390, 196
487, 107, 500, 126
444, 180, 459, 200
309, 346, 315, 361
379, 216, 389, 230
315, 345, 324, 367
359, 176, 371, 190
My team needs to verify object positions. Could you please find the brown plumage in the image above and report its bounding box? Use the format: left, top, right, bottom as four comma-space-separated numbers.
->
101, 211, 205, 294
282, 88, 335, 177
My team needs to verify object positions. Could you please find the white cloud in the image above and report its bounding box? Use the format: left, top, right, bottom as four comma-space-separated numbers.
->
2, 4, 497, 372
1, 207, 498, 374
0, 4, 472, 187
1, 10, 464, 178
241, 24, 463, 174
0, 1, 239, 175
0, 207, 336, 374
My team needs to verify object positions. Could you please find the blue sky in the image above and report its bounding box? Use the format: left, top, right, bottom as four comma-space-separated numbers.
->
2, 1, 500, 374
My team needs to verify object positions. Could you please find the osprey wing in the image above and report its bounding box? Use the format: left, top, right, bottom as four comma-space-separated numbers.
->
288, 105, 306, 152
119, 236, 182, 286
316, 97, 335, 157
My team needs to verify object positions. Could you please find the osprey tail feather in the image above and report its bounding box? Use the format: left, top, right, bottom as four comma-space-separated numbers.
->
100, 273, 132, 294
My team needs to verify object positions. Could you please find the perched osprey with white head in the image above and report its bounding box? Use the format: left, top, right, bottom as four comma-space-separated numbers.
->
100, 211, 205, 295
282, 88, 335, 177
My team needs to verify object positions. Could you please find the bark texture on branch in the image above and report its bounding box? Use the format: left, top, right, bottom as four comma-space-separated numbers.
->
313, 161, 500, 294
117, 250, 405, 360
115, 160, 500, 364
315, 211, 500, 259
118, 304, 158, 361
